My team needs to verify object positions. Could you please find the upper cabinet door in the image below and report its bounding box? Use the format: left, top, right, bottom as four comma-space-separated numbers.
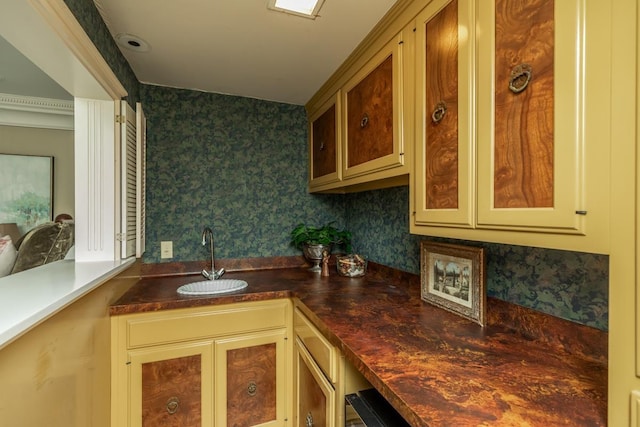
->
476, 0, 586, 234
342, 35, 405, 180
414, 0, 475, 228
309, 92, 341, 189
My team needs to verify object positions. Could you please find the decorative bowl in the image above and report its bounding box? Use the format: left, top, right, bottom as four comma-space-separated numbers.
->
336, 254, 367, 277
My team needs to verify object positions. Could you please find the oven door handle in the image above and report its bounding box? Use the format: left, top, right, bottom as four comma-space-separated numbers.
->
345, 393, 386, 427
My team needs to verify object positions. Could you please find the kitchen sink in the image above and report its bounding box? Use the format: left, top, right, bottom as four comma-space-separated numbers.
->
177, 279, 248, 295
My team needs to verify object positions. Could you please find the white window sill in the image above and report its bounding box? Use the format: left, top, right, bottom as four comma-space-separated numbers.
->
0, 258, 135, 350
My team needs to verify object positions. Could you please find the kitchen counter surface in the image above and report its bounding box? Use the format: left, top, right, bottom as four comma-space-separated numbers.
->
111, 262, 607, 426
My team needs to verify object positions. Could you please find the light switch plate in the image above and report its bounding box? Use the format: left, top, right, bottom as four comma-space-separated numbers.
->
160, 241, 173, 259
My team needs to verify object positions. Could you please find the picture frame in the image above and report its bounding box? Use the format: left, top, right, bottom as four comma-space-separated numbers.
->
0, 154, 54, 235
420, 241, 486, 326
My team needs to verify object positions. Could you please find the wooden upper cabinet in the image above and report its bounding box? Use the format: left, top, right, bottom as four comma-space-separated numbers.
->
414, 0, 474, 228
342, 35, 405, 180
309, 93, 341, 189
476, 0, 585, 233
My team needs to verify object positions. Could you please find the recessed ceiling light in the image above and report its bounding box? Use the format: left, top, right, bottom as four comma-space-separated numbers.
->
115, 33, 151, 52
267, 0, 326, 19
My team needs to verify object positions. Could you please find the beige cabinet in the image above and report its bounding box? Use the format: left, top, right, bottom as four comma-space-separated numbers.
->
215, 330, 288, 427
308, 92, 341, 189
411, 0, 610, 254
128, 341, 214, 426
295, 338, 336, 427
111, 299, 293, 427
293, 307, 371, 427
413, 0, 474, 229
341, 36, 406, 181
306, 26, 414, 193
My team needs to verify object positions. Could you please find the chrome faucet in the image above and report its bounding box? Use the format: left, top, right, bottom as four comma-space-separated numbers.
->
201, 227, 225, 280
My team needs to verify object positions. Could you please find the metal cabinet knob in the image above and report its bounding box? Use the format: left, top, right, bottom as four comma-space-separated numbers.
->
305, 411, 314, 427
166, 397, 180, 415
247, 381, 257, 397
509, 63, 532, 93
431, 101, 447, 123
360, 113, 369, 129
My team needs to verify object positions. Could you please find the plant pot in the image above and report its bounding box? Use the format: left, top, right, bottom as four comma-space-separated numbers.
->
302, 243, 332, 272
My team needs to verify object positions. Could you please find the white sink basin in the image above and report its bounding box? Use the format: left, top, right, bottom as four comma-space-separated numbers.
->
177, 279, 248, 295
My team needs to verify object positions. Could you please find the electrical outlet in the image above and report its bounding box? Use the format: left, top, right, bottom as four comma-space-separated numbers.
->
160, 241, 173, 259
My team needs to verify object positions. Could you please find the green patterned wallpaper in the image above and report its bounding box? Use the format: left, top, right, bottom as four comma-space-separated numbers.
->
64, 0, 608, 330
141, 85, 346, 262
345, 187, 608, 330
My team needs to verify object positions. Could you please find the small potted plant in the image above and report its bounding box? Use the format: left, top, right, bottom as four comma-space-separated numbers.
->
290, 222, 352, 272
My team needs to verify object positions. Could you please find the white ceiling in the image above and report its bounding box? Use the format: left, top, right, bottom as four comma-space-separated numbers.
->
93, 0, 398, 105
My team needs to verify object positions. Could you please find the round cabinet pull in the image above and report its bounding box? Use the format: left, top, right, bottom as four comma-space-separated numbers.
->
431, 101, 447, 124
509, 63, 532, 93
166, 397, 180, 415
247, 381, 257, 397
360, 113, 369, 129
305, 412, 314, 427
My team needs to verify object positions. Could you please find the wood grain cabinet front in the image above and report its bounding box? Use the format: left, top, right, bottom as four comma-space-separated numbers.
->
305, 25, 414, 194
128, 341, 214, 427
293, 307, 373, 427
413, 0, 474, 229
295, 338, 335, 427
308, 92, 341, 190
411, 0, 610, 253
215, 330, 288, 427
111, 300, 293, 427
342, 34, 408, 182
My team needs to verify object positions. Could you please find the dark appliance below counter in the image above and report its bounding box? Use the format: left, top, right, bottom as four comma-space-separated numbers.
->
345, 388, 411, 427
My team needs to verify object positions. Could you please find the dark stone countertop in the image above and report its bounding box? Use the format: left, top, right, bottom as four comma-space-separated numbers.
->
111, 261, 607, 427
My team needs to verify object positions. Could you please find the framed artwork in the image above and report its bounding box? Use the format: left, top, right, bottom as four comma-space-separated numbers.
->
420, 241, 486, 326
0, 154, 53, 235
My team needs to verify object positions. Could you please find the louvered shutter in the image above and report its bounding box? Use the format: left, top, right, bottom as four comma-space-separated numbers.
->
136, 102, 146, 258
120, 101, 136, 258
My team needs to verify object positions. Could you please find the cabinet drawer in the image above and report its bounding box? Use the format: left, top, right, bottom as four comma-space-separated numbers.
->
125, 300, 289, 348
294, 308, 339, 383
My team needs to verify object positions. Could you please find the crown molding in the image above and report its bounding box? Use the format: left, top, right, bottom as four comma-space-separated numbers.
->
0, 93, 74, 130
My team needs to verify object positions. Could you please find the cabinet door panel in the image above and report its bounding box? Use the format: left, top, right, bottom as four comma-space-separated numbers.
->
493, 0, 554, 208
142, 355, 201, 426
296, 338, 335, 427
309, 92, 341, 189
414, 0, 474, 227
477, 0, 585, 233
342, 36, 405, 179
425, 0, 459, 210
129, 341, 214, 427
347, 55, 394, 168
313, 106, 337, 178
215, 329, 288, 427
226, 343, 277, 425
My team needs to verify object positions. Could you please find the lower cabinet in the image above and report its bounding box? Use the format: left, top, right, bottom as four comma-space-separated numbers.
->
296, 338, 335, 427
293, 307, 371, 427
111, 299, 292, 427
215, 330, 288, 426
130, 341, 214, 426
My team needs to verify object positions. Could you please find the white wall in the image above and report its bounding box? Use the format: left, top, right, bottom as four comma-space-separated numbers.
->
0, 124, 74, 229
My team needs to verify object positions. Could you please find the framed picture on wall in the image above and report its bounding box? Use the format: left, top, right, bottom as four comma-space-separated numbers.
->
420, 241, 486, 326
0, 154, 53, 235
